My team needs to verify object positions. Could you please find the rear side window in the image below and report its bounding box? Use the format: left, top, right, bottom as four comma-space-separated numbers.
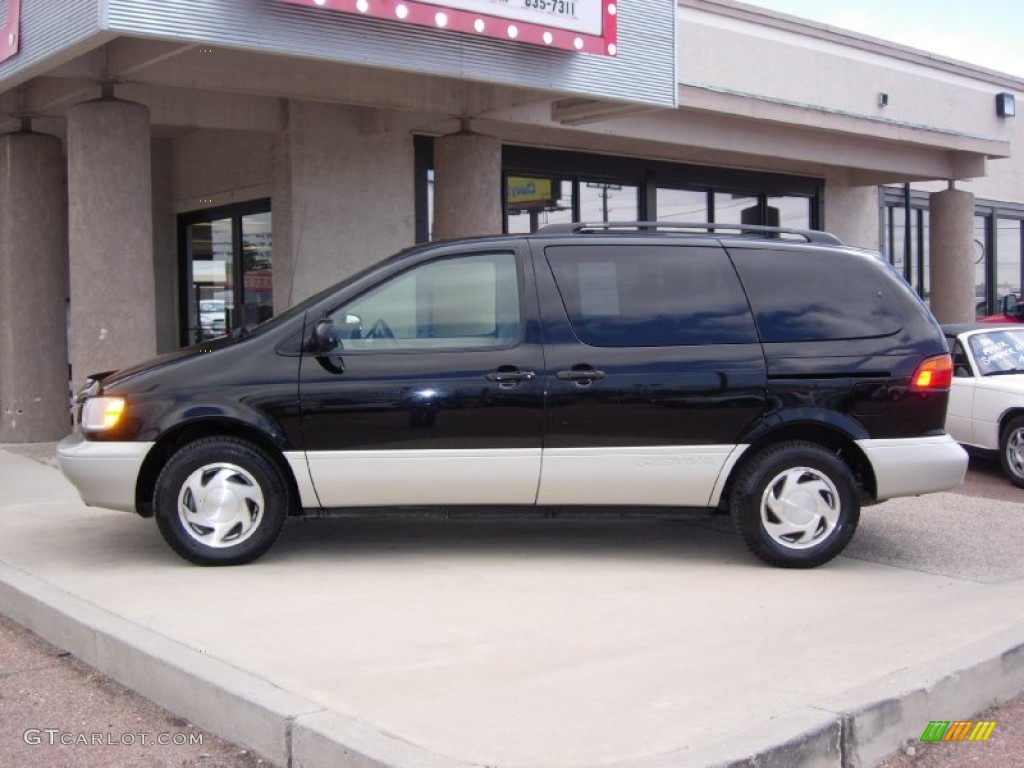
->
545, 245, 758, 347
729, 247, 905, 342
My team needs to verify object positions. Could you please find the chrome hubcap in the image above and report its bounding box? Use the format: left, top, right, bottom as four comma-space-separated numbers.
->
177, 463, 264, 548
1006, 428, 1024, 479
760, 466, 840, 549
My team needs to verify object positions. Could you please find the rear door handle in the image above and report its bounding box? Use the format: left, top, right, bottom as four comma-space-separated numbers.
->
556, 366, 605, 386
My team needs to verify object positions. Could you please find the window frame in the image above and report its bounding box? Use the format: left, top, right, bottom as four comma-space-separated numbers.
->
176, 198, 272, 347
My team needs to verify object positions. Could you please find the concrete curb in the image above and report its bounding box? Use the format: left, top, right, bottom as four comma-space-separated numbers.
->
616, 621, 1024, 768
822, 621, 1024, 767
0, 560, 320, 766
0, 559, 489, 768
2, 556, 1024, 768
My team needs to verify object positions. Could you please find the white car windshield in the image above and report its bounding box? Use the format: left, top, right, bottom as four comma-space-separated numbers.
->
969, 329, 1024, 376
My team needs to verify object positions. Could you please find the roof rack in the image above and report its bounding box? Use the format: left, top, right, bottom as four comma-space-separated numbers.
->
535, 221, 843, 246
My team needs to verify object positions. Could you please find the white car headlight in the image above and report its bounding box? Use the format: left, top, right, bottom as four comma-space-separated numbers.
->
80, 396, 126, 432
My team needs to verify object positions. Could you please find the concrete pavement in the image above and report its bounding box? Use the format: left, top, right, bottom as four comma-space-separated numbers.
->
0, 444, 1023, 767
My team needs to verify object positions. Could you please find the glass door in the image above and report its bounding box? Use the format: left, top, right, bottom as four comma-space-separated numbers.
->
184, 217, 233, 344
179, 201, 272, 346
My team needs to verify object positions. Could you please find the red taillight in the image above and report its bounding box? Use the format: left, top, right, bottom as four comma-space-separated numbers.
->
911, 354, 953, 391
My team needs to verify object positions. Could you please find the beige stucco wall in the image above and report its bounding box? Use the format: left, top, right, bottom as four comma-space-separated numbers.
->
171, 129, 275, 211
914, 115, 1024, 203
151, 137, 177, 353
678, 2, 1016, 154
273, 101, 416, 309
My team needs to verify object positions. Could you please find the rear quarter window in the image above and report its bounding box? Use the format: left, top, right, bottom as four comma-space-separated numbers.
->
728, 246, 906, 342
544, 244, 758, 347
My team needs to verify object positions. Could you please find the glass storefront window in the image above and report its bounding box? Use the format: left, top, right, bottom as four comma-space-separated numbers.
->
995, 217, 1023, 302
242, 212, 273, 326
714, 192, 759, 225
920, 209, 931, 300
974, 215, 989, 316
506, 177, 573, 233
580, 181, 638, 222
656, 188, 708, 222
767, 196, 812, 229
884, 200, 928, 300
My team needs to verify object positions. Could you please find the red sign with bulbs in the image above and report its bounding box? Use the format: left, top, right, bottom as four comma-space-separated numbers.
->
282, 0, 618, 56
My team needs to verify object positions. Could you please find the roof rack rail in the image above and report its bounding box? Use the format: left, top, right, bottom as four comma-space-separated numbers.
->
535, 221, 843, 246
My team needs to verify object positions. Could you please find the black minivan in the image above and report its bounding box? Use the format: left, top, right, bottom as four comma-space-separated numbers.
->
58, 223, 967, 567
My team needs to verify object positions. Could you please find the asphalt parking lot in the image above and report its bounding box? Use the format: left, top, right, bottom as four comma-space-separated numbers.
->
1, 444, 1023, 767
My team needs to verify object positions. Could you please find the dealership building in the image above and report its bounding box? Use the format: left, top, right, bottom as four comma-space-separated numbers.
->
0, 0, 1020, 442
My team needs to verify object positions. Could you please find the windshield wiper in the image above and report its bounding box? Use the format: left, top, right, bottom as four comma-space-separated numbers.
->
984, 369, 1024, 376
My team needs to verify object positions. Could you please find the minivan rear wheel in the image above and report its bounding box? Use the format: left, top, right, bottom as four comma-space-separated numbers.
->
730, 441, 859, 568
999, 416, 1024, 488
154, 437, 291, 566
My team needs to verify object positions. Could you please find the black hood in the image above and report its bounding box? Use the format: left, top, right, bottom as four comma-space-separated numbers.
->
89, 334, 244, 392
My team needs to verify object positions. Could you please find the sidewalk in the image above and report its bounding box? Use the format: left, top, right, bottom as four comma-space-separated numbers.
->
1, 444, 1023, 767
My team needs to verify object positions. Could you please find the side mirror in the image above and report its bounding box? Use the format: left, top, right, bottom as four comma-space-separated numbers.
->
306, 317, 339, 355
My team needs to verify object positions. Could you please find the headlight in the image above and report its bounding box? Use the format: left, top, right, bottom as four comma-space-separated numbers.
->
80, 396, 126, 432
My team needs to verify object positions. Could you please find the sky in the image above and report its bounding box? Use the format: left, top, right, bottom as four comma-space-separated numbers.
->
742, 0, 1024, 78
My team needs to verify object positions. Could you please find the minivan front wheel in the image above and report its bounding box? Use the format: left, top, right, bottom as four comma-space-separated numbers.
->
730, 442, 859, 568
154, 437, 291, 566
999, 416, 1024, 488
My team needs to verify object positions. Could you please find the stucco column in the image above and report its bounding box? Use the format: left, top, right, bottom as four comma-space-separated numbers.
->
0, 129, 70, 441
433, 128, 502, 240
274, 102, 417, 308
822, 175, 881, 250
67, 98, 156, 388
928, 184, 975, 323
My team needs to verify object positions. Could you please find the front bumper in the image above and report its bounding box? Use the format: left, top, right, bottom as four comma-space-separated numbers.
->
857, 435, 969, 500
57, 432, 154, 513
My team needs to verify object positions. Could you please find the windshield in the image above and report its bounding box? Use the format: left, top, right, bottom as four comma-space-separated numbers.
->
968, 329, 1024, 375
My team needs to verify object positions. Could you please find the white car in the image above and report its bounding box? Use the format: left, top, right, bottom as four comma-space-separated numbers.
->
943, 323, 1024, 487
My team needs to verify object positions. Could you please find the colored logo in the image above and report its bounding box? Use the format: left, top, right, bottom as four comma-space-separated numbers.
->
920, 720, 997, 742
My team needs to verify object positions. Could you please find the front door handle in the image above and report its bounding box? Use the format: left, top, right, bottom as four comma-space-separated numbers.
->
315, 355, 345, 375
556, 366, 605, 387
486, 367, 536, 388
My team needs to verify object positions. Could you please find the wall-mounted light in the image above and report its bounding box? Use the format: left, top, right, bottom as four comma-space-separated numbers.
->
878, 93, 889, 107
996, 92, 1015, 118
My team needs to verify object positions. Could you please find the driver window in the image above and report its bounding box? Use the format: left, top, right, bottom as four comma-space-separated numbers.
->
328, 252, 521, 352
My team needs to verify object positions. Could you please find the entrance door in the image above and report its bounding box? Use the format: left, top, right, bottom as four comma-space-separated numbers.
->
179, 201, 272, 346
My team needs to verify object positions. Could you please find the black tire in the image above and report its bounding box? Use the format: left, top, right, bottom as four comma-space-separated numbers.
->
730, 441, 860, 568
153, 437, 292, 566
999, 416, 1024, 489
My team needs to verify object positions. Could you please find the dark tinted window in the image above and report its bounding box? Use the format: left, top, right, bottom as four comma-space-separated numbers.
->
545, 245, 757, 346
729, 247, 905, 342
